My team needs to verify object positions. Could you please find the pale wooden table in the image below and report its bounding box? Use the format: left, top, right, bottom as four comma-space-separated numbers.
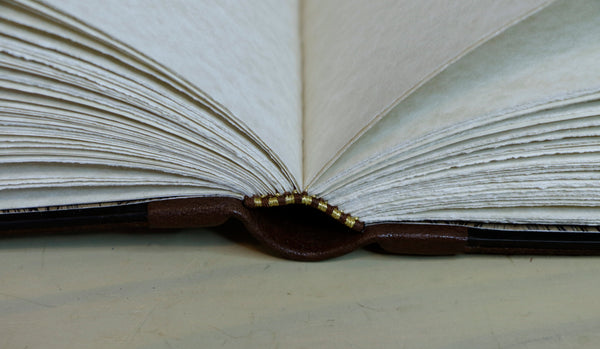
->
1, 227, 599, 348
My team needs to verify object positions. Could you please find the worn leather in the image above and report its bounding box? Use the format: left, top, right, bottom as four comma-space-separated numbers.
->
148, 198, 468, 260
1, 197, 599, 261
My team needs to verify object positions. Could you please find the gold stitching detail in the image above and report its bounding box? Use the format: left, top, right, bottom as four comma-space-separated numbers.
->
331, 209, 341, 220
244, 192, 364, 232
285, 194, 295, 204
344, 216, 356, 229
317, 201, 327, 212
301, 196, 312, 205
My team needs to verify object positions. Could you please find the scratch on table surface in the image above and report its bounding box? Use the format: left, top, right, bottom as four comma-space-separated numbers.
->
40, 246, 46, 270
484, 307, 502, 349
506, 255, 515, 264
0, 291, 54, 308
209, 325, 276, 342
129, 305, 158, 343
209, 325, 250, 339
356, 302, 384, 312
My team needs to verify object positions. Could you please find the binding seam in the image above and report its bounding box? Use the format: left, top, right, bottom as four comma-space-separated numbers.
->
243, 191, 365, 232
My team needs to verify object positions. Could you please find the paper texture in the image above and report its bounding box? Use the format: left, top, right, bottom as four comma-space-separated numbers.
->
319, 0, 600, 185
1, 0, 301, 210
314, 0, 600, 225
302, 0, 552, 184
39, 0, 304, 186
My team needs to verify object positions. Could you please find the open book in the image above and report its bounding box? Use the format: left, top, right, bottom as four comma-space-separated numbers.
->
2, 0, 600, 259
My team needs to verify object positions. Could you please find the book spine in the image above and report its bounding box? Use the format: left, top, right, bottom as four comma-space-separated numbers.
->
244, 192, 365, 232
2, 197, 600, 260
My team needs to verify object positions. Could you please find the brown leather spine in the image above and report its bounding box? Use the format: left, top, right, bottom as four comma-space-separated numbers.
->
3, 197, 600, 261
148, 197, 241, 228
146, 198, 469, 260
370, 224, 468, 255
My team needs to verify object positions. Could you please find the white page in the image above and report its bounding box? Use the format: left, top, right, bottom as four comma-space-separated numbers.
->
310, 0, 600, 225
302, 0, 552, 185
39, 0, 304, 186
316, 0, 600, 190
1, 1, 298, 195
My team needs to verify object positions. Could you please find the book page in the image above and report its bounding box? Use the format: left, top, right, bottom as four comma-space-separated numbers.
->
302, 0, 552, 185
1, 0, 303, 212
316, 0, 600, 189
313, 0, 600, 225
40, 0, 304, 186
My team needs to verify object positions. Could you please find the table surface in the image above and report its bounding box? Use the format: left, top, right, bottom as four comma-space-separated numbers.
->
1, 226, 598, 349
